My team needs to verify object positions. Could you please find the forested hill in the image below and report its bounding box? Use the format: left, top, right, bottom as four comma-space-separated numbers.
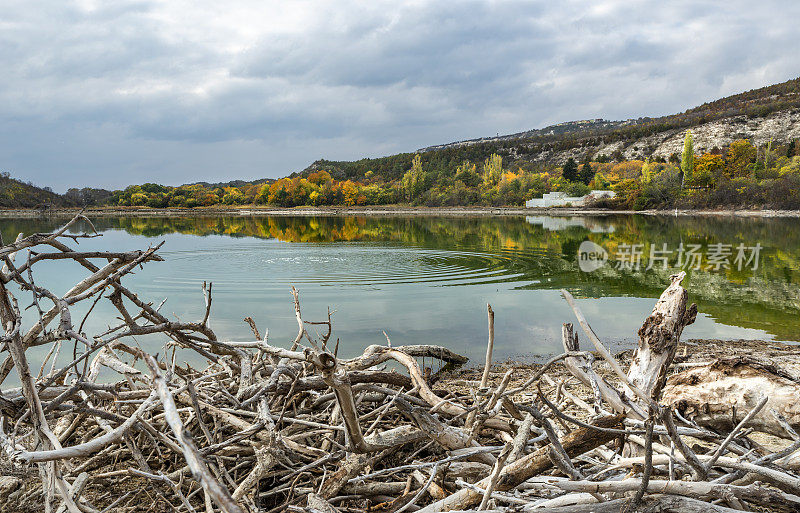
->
0, 173, 63, 208
0, 173, 115, 209
303, 76, 800, 182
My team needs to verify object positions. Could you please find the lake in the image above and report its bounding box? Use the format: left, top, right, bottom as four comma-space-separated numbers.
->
4, 214, 799, 371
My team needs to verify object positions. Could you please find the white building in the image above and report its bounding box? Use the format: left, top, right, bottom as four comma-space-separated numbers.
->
525, 216, 615, 233
525, 190, 616, 208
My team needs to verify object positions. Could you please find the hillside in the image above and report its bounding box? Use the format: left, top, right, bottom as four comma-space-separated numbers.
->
423, 77, 800, 154
0, 173, 66, 208
305, 76, 800, 181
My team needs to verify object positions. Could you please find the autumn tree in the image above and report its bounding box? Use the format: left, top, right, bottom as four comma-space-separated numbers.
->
482, 153, 503, 186
341, 180, 361, 206
222, 187, 244, 204
307, 170, 332, 185
640, 158, 652, 184
267, 179, 292, 205
691, 154, 724, 186
401, 154, 427, 201
726, 139, 757, 178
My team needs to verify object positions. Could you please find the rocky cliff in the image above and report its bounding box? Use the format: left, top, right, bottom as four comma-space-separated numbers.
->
417, 77, 800, 165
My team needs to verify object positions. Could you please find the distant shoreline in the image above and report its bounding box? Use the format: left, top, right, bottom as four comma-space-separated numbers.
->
1, 205, 800, 218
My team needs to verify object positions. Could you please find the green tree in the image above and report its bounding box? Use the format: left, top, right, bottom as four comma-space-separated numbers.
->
681, 130, 694, 185
579, 161, 594, 185
562, 158, 578, 181
454, 161, 480, 187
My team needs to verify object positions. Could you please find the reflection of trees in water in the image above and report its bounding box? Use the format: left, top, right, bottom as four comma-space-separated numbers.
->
519, 265, 800, 341
82, 214, 800, 282
9, 214, 797, 341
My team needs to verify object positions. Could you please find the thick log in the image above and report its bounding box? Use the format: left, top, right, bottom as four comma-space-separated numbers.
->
662, 356, 800, 437
554, 478, 800, 508
626, 271, 697, 405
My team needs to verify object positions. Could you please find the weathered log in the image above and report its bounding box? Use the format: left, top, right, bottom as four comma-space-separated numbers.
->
626, 271, 697, 405
319, 449, 390, 499
663, 355, 800, 437
553, 478, 800, 507
396, 397, 496, 465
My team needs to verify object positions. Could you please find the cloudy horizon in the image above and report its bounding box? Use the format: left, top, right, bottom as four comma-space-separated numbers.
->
2, 0, 799, 192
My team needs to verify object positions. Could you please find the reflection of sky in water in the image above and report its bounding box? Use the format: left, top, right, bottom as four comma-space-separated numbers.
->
4, 215, 797, 382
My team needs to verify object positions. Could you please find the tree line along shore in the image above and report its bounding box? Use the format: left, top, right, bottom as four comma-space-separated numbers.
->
3, 134, 800, 213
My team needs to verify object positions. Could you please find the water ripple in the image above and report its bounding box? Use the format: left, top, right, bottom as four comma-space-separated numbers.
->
146, 242, 557, 289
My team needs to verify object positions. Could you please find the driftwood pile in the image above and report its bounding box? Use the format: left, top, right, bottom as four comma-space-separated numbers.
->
1, 215, 800, 513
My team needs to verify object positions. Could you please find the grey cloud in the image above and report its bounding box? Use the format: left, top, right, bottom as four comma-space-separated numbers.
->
0, 0, 799, 190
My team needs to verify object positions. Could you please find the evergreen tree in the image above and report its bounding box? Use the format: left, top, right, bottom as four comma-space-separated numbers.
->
681, 130, 694, 185
562, 158, 578, 181
579, 161, 594, 185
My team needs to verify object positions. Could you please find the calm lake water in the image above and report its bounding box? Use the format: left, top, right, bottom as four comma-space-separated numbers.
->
4, 214, 800, 370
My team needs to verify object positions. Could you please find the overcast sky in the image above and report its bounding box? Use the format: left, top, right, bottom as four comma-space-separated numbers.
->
2, 0, 799, 191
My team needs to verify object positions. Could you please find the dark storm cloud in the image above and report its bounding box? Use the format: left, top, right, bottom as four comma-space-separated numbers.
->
1, 0, 798, 190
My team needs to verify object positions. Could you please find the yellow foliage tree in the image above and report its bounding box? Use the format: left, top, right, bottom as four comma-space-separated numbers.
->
341, 180, 359, 206
401, 154, 426, 201
483, 153, 503, 186
692, 154, 724, 186
726, 140, 756, 178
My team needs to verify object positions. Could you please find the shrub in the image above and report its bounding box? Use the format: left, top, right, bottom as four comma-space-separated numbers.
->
560, 181, 590, 197
130, 193, 148, 206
